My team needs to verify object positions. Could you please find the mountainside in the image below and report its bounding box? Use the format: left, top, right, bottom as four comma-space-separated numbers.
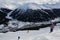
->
0, 3, 60, 33
0, 8, 12, 13
10, 9, 60, 22
0, 8, 12, 24
5, 3, 60, 22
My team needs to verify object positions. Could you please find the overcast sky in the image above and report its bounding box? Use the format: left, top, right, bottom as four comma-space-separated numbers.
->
0, 0, 60, 9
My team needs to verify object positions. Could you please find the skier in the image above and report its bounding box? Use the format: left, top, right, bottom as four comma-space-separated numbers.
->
50, 22, 56, 33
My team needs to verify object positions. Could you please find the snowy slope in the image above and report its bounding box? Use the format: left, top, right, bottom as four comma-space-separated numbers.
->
0, 23, 60, 40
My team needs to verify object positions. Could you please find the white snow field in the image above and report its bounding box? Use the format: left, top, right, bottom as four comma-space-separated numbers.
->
0, 23, 60, 40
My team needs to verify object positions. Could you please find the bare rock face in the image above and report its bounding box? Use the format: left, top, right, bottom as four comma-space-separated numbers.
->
10, 8, 60, 22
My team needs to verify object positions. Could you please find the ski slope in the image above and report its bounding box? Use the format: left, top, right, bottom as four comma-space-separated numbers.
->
0, 23, 60, 40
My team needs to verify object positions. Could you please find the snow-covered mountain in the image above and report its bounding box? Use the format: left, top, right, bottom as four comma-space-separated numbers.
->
0, 0, 60, 40
0, 3, 60, 33
9, 3, 60, 22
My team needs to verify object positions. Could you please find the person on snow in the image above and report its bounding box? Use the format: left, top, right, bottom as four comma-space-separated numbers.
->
50, 22, 56, 33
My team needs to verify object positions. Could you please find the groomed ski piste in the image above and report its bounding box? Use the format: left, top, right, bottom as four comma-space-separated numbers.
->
0, 23, 60, 40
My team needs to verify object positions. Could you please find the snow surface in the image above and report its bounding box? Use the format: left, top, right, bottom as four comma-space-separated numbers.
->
0, 23, 60, 40
0, 17, 60, 33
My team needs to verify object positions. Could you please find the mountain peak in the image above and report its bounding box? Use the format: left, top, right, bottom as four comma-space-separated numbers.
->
18, 3, 41, 10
